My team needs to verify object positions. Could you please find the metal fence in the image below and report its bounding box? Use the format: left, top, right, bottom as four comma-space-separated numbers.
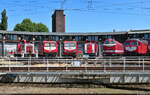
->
0, 57, 149, 72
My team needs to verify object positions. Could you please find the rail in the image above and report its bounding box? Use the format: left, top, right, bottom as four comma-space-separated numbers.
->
0, 57, 150, 65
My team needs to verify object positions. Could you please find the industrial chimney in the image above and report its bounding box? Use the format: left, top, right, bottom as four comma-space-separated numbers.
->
52, 10, 65, 32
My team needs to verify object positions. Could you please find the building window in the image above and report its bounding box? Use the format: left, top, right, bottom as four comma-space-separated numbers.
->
88, 36, 92, 41
0, 34, 2, 40
5, 34, 17, 40
35, 36, 40, 41
62, 36, 73, 41
75, 36, 78, 41
21, 35, 33, 41
88, 36, 96, 41
95, 36, 98, 41
5, 34, 10, 40
55, 36, 59, 41
144, 34, 149, 39
12, 35, 17, 40
107, 35, 112, 39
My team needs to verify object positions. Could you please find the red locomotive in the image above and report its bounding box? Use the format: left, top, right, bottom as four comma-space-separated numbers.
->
124, 39, 148, 55
103, 38, 124, 55
148, 39, 150, 52
62, 41, 77, 57
84, 41, 97, 56
15, 40, 36, 57
38, 41, 57, 57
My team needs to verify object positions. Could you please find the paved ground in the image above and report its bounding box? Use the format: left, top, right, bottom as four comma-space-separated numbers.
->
0, 85, 149, 94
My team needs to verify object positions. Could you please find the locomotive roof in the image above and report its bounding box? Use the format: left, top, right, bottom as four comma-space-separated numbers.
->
125, 38, 148, 44
0, 30, 126, 36
63, 41, 77, 42
104, 38, 122, 45
42, 41, 57, 42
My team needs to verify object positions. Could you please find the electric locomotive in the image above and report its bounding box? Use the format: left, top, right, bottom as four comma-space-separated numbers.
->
38, 41, 57, 57
124, 39, 148, 55
62, 41, 77, 57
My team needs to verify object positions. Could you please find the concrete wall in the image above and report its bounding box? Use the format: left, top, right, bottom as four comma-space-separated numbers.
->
110, 74, 150, 83
1, 73, 150, 84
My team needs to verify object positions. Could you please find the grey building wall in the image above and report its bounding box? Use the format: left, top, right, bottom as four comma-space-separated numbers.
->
0, 43, 17, 57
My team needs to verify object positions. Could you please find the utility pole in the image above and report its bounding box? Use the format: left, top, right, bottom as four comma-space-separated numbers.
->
61, 0, 66, 9
88, 0, 93, 9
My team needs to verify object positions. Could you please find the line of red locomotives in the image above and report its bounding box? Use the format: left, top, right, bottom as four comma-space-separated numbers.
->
103, 38, 150, 55
14, 38, 150, 57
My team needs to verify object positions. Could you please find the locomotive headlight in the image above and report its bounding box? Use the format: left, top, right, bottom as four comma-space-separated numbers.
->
132, 47, 137, 50
148, 46, 150, 49
125, 47, 129, 50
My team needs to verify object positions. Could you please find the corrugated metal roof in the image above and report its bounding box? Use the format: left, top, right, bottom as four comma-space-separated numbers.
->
0, 30, 150, 36
0, 30, 127, 36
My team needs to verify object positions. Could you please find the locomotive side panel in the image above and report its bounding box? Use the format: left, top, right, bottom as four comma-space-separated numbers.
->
141, 42, 148, 54
40, 41, 57, 57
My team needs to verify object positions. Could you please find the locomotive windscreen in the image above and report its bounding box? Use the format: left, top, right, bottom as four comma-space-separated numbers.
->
64, 43, 75, 47
104, 41, 115, 44
132, 41, 137, 45
45, 42, 56, 47
50, 43, 56, 47
148, 41, 150, 45
44, 43, 49, 47
124, 42, 130, 45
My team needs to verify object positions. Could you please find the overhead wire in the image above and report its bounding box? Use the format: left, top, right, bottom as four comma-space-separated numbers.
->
2, 0, 150, 17
83, 0, 150, 16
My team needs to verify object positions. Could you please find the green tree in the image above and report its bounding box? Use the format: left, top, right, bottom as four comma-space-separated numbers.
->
36, 23, 49, 32
0, 9, 8, 30
14, 18, 49, 32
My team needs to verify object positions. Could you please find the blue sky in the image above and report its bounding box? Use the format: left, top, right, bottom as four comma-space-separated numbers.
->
0, 0, 150, 32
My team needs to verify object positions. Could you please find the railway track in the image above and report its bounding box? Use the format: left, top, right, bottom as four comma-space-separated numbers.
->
2, 56, 150, 61
0, 67, 149, 72
1, 58, 150, 62
1, 57, 150, 65
1, 56, 150, 67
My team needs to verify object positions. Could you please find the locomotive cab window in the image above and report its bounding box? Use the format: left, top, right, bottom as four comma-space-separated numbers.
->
110, 41, 115, 44
124, 42, 130, 45
50, 43, 56, 47
138, 43, 140, 46
104, 41, 114, 44
132, 41, 137, 46
104, 41, 109, 44
148, 41, 150, 45
44, 43, 49, 47
64, 43, 75, 47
